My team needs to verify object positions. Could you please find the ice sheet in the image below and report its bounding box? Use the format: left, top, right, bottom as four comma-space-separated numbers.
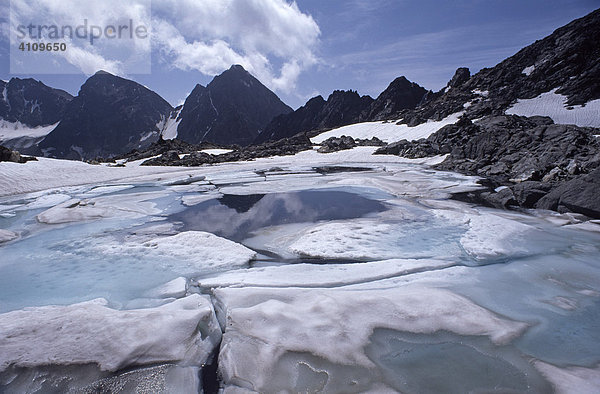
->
0, 157, 203, 197
0, 295, 221, 372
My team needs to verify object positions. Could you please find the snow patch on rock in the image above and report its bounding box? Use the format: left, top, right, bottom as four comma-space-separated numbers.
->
506, 88, 600, 127
311, 112, 463, 144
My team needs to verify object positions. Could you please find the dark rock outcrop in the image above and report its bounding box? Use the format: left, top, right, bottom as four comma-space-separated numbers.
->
361, 76, 429, 121
0, 145, 37, 163
376, 115, 600, 217
141, 134, 313, 167
39, 71, 173, 160
255, 90, 374, 144
317, 136, 385, 153
175, 65, 292, 147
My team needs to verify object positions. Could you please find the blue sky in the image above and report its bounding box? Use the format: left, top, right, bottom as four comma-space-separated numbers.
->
1, 0, 598, 109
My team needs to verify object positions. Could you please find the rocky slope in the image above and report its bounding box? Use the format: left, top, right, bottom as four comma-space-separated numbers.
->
376, 115, 600, 217
39, 71, 173, 160
0, 78, 72, 127
254, 90, 373, 144
374, 8, 600, 218
140, 134, 312, 167
398, 8, 600, 126
175, 65, 292, 147
256, 76, 428, 144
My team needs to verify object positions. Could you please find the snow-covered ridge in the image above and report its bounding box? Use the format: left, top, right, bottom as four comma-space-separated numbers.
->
311, 111, 464, 144
506, 88, 600, 128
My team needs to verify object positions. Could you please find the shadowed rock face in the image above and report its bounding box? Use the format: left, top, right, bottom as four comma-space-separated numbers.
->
255, 90, 374, 144
0, 78, 72, 127
175, 65, 292, 147
360, 76, 429, 122
39, 71, 173, 160
256, 76, 429, 144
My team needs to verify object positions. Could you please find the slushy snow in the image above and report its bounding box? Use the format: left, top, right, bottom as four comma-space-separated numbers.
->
215, 286, 528, 392
198, 259, 454, 289
0, 295, 221, 372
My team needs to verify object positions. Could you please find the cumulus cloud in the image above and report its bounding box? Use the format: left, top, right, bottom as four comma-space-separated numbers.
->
151, 0, 321, 92
9, 0, 151, 75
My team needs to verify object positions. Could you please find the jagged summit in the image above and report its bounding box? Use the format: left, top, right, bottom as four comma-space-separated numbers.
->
361, 76, 429, 121
256, 75, 428, 143
0, 78, 72, 127
174, 65, 292, 146
39, 72, 173, 160
254, 89, 375, 144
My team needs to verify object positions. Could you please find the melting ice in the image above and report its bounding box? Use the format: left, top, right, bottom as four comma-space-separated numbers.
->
1, 149, 600, 392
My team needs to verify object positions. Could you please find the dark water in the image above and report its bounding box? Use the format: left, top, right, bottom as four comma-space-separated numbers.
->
170, 190, 388, 241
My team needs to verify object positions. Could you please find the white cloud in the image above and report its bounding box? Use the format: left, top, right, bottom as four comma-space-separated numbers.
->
9, 0, 151, 75
8, 0, 320, 92
151, 0, 321, 93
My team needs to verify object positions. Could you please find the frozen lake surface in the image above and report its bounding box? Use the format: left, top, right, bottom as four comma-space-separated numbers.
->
1, 147, 599, 392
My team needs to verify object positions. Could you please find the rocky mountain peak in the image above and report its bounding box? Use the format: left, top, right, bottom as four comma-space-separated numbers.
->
39, 72, 173, 160
174, 65, 292, 146
361, 75, 429, 121
0, 78, 73, 127
447, 67, 471, 89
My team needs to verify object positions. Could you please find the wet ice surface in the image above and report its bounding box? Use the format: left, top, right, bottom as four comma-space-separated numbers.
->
1, 148, 600, 392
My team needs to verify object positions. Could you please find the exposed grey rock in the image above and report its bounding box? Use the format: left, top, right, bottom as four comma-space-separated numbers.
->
375, 115, 600, 217
0, 145, 37, 163
141, 134, 313, 167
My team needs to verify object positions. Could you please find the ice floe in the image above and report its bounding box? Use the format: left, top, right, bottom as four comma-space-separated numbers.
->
534, 361, 600, 394
0, 295, 221, 372
36, 190, 167, 224
150, 276, 188, 298
143, 231, 256, 271
214, 286, 528, 392
0, 229, 17, 243
198, 259, 454, 289
434, 209, 534, 259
